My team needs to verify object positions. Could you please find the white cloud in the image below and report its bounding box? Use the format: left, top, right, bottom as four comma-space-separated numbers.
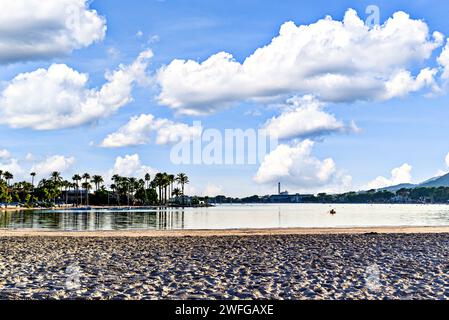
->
263, 95, 359, 140
254, 139, 351, 192
31, 155, 75, 177
156, 9, 443, 115
100, 114, 202, 147
383, 68, 440, 99
0, 158, 23, 176
0, 50, 153, 130
25, 153, 34, 161
438, 39, 449, 80
366, 163, 413, 190
0, 0, 106, 64
0, 149, 11, 159
202, 183, 224, 197
445, 152, 449, 167
148, 35, 160, 44
0, 150, 23, 177
109, 154, 158, 178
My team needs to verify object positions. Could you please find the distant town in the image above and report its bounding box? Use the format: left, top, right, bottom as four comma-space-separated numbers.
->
208, 179, 449, 205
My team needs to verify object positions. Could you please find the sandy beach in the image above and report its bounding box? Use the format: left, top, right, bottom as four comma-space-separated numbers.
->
2, 226, 449, 237
1, 227, 449, 300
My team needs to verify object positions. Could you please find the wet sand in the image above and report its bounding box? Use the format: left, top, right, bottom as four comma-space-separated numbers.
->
1, 228, 449, 300
2, 226, 449, 237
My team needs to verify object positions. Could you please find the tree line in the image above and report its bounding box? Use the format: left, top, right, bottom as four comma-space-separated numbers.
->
0, 170, 190, 207
210, 187, 449, 204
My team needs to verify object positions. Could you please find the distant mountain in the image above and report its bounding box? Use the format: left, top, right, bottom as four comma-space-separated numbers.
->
420, 172, 449, 188
377, 172, 449, 192
379, 183, 416, 192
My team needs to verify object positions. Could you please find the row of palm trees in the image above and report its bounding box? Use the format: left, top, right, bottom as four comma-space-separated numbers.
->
0, 169, 190, 207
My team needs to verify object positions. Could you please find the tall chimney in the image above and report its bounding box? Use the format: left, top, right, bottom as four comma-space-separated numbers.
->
278, 182, 281, 195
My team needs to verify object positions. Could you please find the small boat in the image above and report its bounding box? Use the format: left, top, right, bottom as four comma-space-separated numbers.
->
329, 209, 337, 215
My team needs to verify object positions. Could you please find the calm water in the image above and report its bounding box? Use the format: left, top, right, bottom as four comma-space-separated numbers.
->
2, 204, 449, 231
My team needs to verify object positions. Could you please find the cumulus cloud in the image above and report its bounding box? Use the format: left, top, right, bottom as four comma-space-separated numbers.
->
438, 40, 449, 80
383, 68, 440, 99
31, 155, 75, 177
0, 0, 106, 64
101, 114, 201, 147
0, 50, 153, 130
254, 139, 352, 192
366, 163, 413, 190
109, 154, 158, 178
263, 95, 359, 140
156, 9, 443, 115
0, 149, 11, 159
1, 153, 75, 180
0, 158, 23, 176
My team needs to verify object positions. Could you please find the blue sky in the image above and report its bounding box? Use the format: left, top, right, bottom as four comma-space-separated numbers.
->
1, 0, 449, 197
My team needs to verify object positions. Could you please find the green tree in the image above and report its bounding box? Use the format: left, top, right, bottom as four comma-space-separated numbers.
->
82, 182, 92, 205
172, 188, 182, 197
30, 172, 36, 187
82, 173, 90, 205
91, 175, 104, 192
3, 171, 13, 186
176, 173, 189, 204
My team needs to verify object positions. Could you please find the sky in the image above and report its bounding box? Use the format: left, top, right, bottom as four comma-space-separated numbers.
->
1, 0, 449, 197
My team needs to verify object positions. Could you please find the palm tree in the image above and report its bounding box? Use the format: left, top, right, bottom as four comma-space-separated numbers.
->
72, 174, 82, 206
51, 171, 62, 184
153, 173, 164, 205
176, 173, 189, 194
82, 173, 90, 205
128, 177, 138, 205
144, 173, 151, 189
173, 188, 182, 198
176, 173, 189, 204
81, 182, 92, 205
110, 183, 117, 205
70, 182, 77, 205
30, 172, 36, 188
168, 174, 175, 200
91, 175, 104, 192
49, 172, 62, 204
111, 174, 124, 205
121, 177, 131, 206
3, 171, 13, 186
162, 173, 171, 204
62, 180, 71, 205
143, 173, 151, 205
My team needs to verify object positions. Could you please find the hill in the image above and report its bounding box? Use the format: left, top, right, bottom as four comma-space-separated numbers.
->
377, 172, 449, 192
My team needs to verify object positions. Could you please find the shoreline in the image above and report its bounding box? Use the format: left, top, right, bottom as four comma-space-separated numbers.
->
0, 204, 212, 213
2, 226, 449, 237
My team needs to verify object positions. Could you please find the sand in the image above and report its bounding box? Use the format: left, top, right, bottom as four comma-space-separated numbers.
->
1, 228, 449, 300
1, 226, 449, 237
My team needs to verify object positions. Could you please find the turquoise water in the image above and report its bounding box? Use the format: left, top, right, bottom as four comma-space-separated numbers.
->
2, 204, 449, 231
